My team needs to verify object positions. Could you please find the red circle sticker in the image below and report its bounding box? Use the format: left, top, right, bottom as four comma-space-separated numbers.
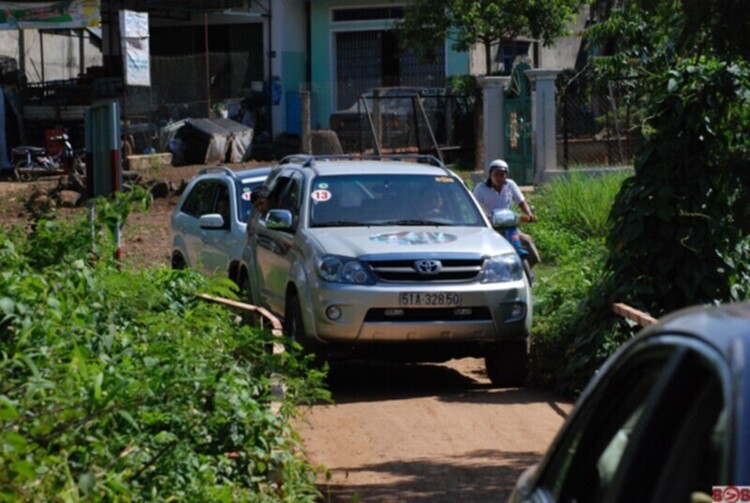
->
724, 486, 741, 503
311, 189, 332, 202
241, 192, 252, 201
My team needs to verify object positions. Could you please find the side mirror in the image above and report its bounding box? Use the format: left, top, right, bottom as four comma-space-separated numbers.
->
266, 209, 294, 230
491, 209, 520, 229
199, 213, 226, 229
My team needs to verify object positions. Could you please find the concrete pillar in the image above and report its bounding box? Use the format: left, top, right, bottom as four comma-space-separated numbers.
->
479, 76, 510, 176
526, 69, 561, 183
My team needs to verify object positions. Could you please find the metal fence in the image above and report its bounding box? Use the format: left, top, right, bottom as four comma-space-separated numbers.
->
330, 91, 475, 164
556, 69, 640, 169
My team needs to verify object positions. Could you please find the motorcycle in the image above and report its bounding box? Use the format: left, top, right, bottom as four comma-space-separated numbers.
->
11, 133, 86, 182
491, 208, 540, 285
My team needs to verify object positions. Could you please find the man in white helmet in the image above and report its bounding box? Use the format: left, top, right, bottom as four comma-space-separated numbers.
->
473, 159, 540, 265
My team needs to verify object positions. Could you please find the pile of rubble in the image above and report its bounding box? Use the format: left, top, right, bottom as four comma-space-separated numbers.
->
22, 170, 187, 216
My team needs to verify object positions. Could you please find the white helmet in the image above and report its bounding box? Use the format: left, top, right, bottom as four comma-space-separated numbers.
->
488, 159, 509, 172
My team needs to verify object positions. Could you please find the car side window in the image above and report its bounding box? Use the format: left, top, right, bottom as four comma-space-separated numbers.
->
213, 183, 231, 229
537, 340, 729, 503
276, 176, 302, 224
181, 180, 218, 218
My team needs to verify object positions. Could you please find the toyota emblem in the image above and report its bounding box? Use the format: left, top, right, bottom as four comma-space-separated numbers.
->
415, 259, 441, 275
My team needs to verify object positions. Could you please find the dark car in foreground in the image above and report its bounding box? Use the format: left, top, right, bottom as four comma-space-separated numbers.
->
510, 302, 750, 502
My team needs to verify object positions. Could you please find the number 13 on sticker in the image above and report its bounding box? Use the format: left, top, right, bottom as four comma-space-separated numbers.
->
312, 189, 331, 202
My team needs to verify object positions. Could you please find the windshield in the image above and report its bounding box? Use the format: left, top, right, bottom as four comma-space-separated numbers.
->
308, 174, 485, 228
237, 178, 267, 222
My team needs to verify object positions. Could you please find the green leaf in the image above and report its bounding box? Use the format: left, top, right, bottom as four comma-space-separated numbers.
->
0, 297, 13, 315
78, 472, 96, 495
93, 372, 103, 401
11, 460, 36, 479
0, 397, 19, 420
117, 410, 139, 430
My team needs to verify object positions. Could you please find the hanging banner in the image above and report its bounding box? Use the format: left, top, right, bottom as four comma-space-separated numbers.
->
119, 10, 150, 87
0, 0, 100, 30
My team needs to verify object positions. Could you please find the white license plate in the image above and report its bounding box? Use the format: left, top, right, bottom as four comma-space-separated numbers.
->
398, 292, 462, 307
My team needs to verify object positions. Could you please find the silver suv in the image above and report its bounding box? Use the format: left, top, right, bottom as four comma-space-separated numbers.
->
238, 155, 531, 386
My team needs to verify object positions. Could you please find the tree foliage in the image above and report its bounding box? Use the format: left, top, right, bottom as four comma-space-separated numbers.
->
397, 0, 590, 74
550, 0, 750, 393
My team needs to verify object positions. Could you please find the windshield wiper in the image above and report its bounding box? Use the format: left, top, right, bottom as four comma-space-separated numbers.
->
379, 219, 447, 226
313, 221, 366, 227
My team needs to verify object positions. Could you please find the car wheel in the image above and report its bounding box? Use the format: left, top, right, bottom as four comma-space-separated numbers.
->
171, 251, 186, 270
238, 272, 260, 326
285, 293, 325, 365
485, 340, 528, 387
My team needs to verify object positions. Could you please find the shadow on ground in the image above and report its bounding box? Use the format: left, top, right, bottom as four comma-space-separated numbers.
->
317, 449, 539, 502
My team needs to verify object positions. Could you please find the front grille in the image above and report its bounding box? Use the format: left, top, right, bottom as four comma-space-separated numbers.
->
364, 307, 491, 322
366, 258, 483, 282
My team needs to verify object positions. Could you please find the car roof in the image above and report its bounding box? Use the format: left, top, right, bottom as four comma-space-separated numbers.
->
276, 154, 453, 177
234, 166, 273, 181
195, 166, 272, 182
639, 302, 750, 359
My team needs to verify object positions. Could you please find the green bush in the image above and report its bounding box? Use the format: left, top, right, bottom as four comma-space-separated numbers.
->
527, 171, 629, 390
0, 200, 329, 501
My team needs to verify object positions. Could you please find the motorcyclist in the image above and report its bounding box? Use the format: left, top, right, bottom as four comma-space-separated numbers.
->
473, 159, 540, 266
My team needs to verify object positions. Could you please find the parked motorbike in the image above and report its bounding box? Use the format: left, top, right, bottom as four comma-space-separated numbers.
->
491, 208, 539, 284
11, 133, 86, 182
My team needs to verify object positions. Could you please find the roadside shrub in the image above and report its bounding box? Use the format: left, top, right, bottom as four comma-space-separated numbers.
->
0, 201, 329, 501
527, 171, 629, 390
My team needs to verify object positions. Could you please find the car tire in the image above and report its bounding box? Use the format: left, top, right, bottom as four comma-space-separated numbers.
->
171, 251, 186, 270
238, 272, 260, 327
285, 293, 325, 366
484, 340, 528, 387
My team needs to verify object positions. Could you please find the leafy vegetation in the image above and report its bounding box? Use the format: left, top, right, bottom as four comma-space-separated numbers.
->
540, 0, 750, 393
0, 195, 329, 500
527, 171, 630, 389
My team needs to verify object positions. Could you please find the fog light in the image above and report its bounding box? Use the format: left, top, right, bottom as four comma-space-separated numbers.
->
510, 303, 525, 320
326, 305, 343, 321
384, 309, 404, 317
454, 308, 473, 316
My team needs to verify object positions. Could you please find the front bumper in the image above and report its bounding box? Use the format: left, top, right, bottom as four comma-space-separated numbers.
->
306, 280, 531, 344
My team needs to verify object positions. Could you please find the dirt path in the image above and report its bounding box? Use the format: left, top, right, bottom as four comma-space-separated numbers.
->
298, 358, 572, 501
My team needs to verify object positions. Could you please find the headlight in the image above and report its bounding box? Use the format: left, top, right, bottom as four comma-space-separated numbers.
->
316, 255, 375, 285
481, 253, 524, 283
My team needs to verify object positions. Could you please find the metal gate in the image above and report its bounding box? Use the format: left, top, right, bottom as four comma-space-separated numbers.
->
503, 63, 533, 184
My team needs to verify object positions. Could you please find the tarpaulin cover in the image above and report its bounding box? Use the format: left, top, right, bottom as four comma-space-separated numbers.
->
160, 118, 254, 166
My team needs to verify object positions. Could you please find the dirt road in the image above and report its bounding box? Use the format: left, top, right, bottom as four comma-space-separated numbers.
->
298, 358, 572, 502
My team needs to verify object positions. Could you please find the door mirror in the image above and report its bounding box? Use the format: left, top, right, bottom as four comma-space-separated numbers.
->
199, 213, 226, 229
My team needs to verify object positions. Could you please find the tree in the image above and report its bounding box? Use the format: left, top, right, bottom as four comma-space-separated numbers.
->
397, 0, 590, 75
556, 0, 750, 392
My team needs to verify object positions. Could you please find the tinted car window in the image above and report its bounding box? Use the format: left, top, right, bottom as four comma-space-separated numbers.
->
537, 339, 728, 503
238, 178, 264, 223
181, 180, 219, 218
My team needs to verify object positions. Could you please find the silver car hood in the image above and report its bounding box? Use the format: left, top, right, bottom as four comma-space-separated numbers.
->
307, 226, 514, 257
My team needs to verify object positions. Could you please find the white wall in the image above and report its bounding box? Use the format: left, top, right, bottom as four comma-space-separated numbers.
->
538, 9, 588, 70
467, 7, 589, 75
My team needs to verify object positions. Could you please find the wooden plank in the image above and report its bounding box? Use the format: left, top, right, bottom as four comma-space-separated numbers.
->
612, 302, 657, 327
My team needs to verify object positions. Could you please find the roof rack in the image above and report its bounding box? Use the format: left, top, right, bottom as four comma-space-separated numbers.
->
198, 166, 237, 177
278, 153, 449, 173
